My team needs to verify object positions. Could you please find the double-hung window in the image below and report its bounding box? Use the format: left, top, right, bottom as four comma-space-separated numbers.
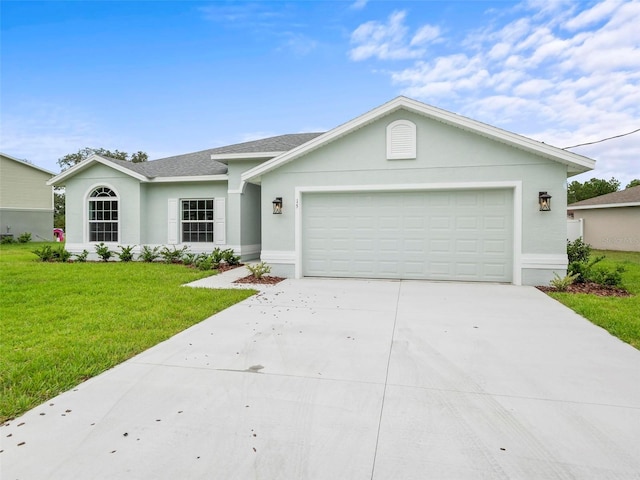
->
88, 187, 118, 242
181, 199, 214, 242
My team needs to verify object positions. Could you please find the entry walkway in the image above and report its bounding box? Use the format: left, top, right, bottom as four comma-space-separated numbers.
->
2, 279, 640, 478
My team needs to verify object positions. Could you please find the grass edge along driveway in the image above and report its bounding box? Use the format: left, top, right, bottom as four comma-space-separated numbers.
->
547, 250, 640, 351
0, 244, 255, 422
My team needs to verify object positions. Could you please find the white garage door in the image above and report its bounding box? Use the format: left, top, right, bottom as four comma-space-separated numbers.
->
302, 189, 513, 282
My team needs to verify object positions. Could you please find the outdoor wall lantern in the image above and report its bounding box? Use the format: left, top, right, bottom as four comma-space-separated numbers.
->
272, 197, 283, 214
538, 191, 552, 211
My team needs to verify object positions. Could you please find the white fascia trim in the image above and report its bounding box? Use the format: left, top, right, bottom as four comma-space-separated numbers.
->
242, 96, 595, 184
293, 181, 524, 285
568, 202, 640, 210
262, 250, 296, 264
48, 154, 148, 185
145, 175, 228, 183
211, 152, 283, 162
521, 254, 568, 269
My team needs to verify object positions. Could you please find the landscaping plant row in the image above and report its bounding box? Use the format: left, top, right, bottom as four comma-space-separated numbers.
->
32, 243, 241, 271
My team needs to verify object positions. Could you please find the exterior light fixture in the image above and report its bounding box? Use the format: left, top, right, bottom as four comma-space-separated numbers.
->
272, 197, 283, 214
539, 192, 552, 211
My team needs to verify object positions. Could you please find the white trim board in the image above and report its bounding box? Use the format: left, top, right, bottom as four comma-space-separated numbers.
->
521, 254, 568, 269
568, 202, 640, 210
261, 250, 296, 264
293, 181, 523, 285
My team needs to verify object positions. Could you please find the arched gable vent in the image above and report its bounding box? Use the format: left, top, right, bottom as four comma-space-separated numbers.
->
386, 119, 417, 160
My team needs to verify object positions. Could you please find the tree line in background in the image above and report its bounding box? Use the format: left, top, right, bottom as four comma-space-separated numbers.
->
568, 178, 640, 204
51, 147, 639, 229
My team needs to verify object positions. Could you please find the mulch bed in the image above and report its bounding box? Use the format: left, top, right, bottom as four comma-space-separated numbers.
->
233, 275, 285, 285
536, 282, 632, 297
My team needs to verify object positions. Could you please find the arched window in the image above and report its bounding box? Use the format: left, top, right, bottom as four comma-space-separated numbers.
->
88, 187, 118, 242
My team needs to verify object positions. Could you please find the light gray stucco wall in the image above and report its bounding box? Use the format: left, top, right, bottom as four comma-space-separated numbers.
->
64, 164, 141, 248
141, 181, 228, 246
227, 160, 264, 259
258, 109, 569, 284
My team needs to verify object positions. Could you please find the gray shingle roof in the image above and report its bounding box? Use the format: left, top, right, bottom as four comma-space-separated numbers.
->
569, 185, 640, 207
99, 133, 324, 179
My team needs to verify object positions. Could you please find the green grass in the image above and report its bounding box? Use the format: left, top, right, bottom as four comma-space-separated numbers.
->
0, 243, 255, 422
548, 250, 640, 350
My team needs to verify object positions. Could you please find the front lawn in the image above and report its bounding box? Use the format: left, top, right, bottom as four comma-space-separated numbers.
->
0, 243, 255, 422
547, 250, 640, 350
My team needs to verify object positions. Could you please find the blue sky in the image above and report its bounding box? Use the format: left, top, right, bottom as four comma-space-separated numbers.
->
1, 0, 638, 186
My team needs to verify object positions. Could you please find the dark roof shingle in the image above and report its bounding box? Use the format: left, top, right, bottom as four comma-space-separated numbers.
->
569, 185, 640, 207
99, 133, 324, 179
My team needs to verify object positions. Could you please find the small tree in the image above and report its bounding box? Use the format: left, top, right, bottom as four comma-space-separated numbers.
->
57, 148, 148, 171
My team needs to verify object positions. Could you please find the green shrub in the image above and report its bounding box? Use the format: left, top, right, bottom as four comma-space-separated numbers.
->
117, 245, 136, 262
33, 245, 54, 261
160, 245, 189, 264
1, 236, 16, 245
568, 256, 604, 283
74, 250, 89, 262
246, 261, 271, 279
589, 265, 626, 287
33, 245, 70, 262
197, 256, 213, 271
549, 272, 579, 291
95, 242, 114, 262
17, 232, 32, 244
182, 252, 197, 266
222, 248, 241, 266
139, 245, 161, 262
52, 245, 72, 263
210, 247, 224, 269
567, 238, 592, 264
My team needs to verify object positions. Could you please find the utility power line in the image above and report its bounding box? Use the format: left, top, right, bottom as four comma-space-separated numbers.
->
563, 128, 640, 149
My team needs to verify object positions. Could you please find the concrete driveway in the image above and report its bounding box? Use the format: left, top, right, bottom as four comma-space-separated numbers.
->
2, 279, 640, 479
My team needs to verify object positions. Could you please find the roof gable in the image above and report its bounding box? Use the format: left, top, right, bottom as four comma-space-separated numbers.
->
48, 154, 149, 185
241, 96, 596, 184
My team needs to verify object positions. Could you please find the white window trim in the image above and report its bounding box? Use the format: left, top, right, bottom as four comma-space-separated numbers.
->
179, 198, 216, 244
84, 183, 120, 245
294, 181, 523, 284
173, 197, 226, 245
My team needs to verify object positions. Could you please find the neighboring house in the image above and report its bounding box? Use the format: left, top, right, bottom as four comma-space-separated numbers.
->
0, 152, 55, 241
567, 185, 640, 252
48, 96, 595, 285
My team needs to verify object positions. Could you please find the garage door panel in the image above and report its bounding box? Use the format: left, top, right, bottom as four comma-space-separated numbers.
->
302, 190, 513, 282
456, 239, 479, 254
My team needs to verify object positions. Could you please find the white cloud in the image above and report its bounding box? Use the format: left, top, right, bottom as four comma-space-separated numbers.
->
411, 25, 441, 46
564, 0, 624, 30
350, 0, 369, 10
349, 11, 441, 61
355, 0, 640, 183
